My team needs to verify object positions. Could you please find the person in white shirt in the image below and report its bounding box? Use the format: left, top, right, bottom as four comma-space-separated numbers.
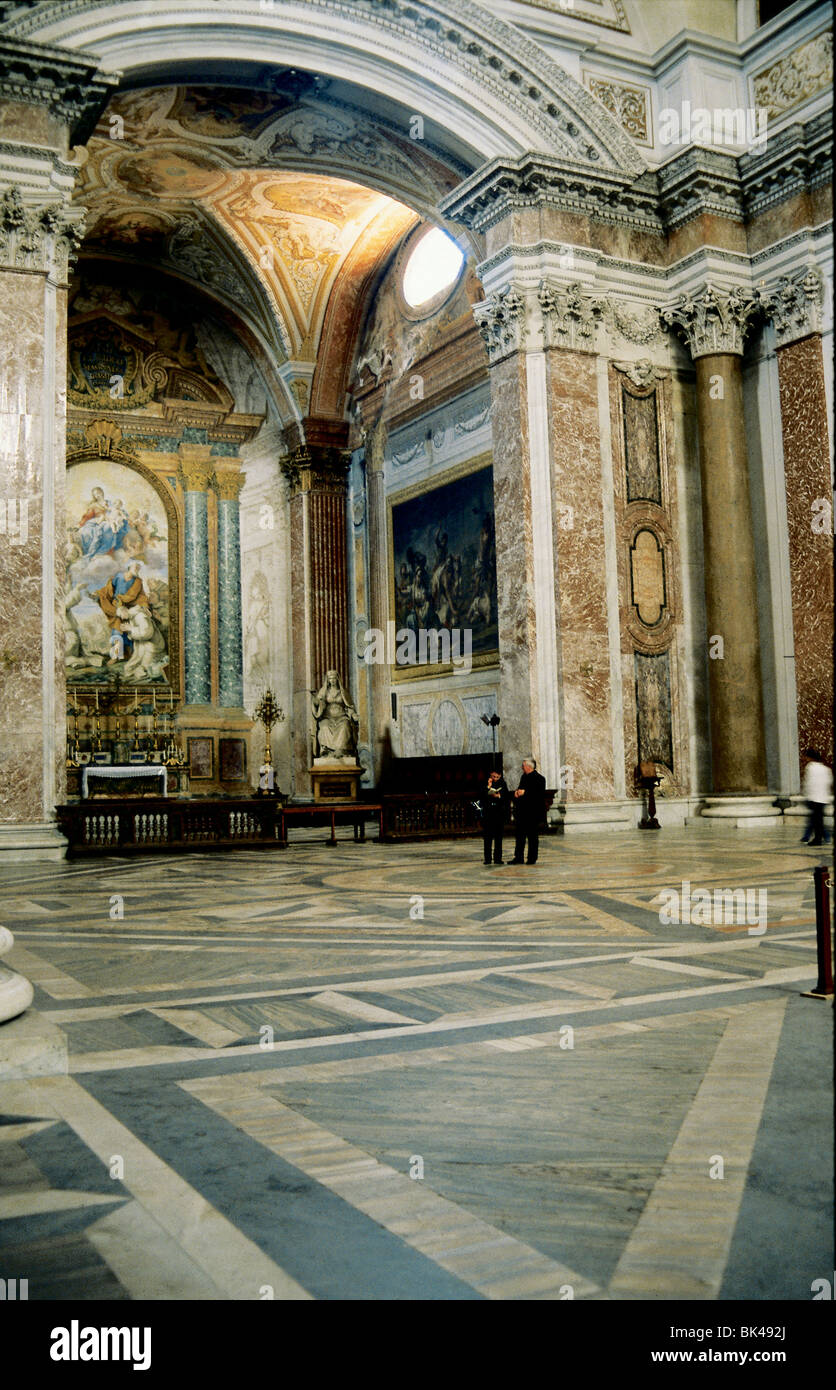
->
801, 749, 833, 846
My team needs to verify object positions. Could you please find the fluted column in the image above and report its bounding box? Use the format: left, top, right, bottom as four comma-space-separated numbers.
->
281, 424, 351, 792
0, 48, 112, 858
763, 269, 833, 766
214, 467, 245, 709
179, 453, 213, 705
663, 285, 770, 802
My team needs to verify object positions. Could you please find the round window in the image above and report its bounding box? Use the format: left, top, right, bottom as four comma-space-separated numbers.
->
401, 227, 464, 313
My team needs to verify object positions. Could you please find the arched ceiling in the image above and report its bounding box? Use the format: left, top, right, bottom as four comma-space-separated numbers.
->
75, 81, 468, 417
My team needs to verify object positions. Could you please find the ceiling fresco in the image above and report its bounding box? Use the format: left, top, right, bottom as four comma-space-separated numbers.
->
75, 83, 468, 396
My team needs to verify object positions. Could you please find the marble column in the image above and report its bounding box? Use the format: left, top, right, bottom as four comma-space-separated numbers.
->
764, 270, 833, 766
214, 468, 245, 709
0, 52, 112, 858
179, 453, 213, 705
474, 280, 616, 801
281, 422, 351, 793
362, 418, 391, 783
663, 286, 775, 815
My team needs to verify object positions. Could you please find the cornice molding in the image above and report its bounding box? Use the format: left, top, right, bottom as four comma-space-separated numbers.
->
739, 111, 832, 220
0, 183, 84, 281
443, 110, 829, 238
440, 153, 662, 234
656, 147, 743, 232
662, 283, 766, 359
0, 35, 116, 145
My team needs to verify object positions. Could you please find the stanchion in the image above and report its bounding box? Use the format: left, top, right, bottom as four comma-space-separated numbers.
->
801, 865, 833, 1000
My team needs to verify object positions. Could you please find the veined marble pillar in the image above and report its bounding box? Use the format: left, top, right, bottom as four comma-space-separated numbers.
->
0, 50, 112, 858
281, 424, 350, 793
363, 419, 391, 783
474, 281, 616, 798
179, 454, 213, 705
664, 286, 772, 809
764, 270, 833, 766
214, 468, 245, 709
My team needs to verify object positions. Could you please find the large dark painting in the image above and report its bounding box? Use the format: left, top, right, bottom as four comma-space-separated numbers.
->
390, 463, 498, 665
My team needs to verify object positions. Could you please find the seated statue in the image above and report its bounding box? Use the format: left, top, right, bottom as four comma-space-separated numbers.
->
312, 670, 359, 762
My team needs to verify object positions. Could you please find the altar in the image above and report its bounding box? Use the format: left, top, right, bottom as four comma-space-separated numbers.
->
81, 764, 168, 799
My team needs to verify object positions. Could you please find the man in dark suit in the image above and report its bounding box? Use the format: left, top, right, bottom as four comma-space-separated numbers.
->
510, 757, 546, 864
480, 769, 509, 865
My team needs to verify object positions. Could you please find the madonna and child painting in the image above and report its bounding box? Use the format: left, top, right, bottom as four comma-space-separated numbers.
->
65, 459, 170, 686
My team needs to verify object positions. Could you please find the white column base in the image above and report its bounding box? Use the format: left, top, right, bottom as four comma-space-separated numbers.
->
549, 802, 634, 833
0, 823, 67, 861
0, 927, 33, 1024
689, 796, 783, 829
782, 794, 834, 823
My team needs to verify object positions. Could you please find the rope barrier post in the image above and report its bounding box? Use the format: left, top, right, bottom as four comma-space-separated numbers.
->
801, 865, 833, 1000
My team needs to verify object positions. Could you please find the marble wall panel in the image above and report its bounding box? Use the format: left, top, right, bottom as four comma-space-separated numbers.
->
776, 335, 834, 763
608, 366, 691, 796
547, 348, 615, 799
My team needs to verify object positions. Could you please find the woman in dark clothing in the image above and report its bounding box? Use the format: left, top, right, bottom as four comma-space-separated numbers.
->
481, 769, 509, 865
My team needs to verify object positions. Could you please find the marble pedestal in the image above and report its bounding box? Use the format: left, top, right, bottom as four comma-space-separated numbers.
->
689, 796, 783, 829
549, 802, 634, 834
0, 926, 33, 1023
310, 763, 363, 803
0, 823, 67, 861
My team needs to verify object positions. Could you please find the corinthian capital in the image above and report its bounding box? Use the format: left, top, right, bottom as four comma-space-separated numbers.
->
473, 286, 527, 366
0, 185, 85, 283
539, 280, 605, 352
761, 266, 824, 347
662, 283, 765, 359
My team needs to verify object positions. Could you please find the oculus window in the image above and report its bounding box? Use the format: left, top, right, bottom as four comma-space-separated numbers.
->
401, 228, 464, 314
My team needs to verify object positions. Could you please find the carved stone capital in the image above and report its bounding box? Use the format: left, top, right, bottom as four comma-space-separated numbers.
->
213, 468, 246, 502
281, 445, 350, 498
662, 283, 765, 359
473, 286, 527, 366
0, 185, 85, 282
539, 280, 605, 353
761, 266, 824, 347
178, 458, 215, 492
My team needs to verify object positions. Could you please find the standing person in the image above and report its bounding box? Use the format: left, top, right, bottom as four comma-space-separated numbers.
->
481, 769, 509, 865
510, 757, 546, 865
801, 749, 833, 846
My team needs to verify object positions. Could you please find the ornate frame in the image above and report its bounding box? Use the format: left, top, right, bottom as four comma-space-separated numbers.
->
65, 445, 182, 698
387, 451, 499, 683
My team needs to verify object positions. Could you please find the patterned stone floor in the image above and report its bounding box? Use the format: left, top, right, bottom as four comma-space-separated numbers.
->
0, 825, 832, 1301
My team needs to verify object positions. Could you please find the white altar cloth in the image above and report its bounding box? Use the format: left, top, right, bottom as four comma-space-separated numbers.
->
81, 764, 168, 798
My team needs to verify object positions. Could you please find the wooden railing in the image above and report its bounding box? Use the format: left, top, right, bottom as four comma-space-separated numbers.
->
56, 798, 282, 856
380, 794, 483, 840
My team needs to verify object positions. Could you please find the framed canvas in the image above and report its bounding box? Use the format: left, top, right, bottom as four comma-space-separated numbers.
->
388, 455, 499, 681
188, 736, 214, 780
219, 737, 246, 781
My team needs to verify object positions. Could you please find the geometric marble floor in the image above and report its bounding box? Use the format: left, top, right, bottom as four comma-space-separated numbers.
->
1, 826, 832, 1303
